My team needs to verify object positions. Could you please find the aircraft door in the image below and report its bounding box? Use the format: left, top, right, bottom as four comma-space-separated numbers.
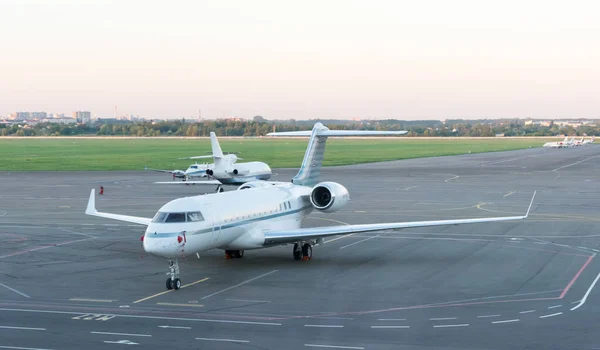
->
204, 203, 221, 246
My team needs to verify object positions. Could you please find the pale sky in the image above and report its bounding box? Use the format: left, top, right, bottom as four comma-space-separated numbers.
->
1, 0, 599, 120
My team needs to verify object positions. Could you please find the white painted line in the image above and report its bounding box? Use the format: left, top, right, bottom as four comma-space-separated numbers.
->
503, 191, 515, 198
403, 186, 419, 191
91, 331, 151, 337
0, 283, 30, 299
539, 312, 563, 319
571, 300, 581, 304
305, 344, 364, 350
548, 305, 562, 309
0, 326, 46, 331
339, 235, 380, 249
491, 319, 520, 324
377, 318, 406, 321
0, 346, 53, 350
571, 271, 600, 311
196, 337, 249, 343
519, 310, 535, 314
103, 340, 138, 345
552, 155, 600, 171
444, 175, 459, 182
433, 324, 469, 328
477, 314, 501, 318
0, 307, 282, 326
226, 298, 271, 303
201, 270, 278, 299
69, 298, 114, 303
429, 317, 457, 321
304, 325, 344, 328
371, 325, 410, 329
158, 325, 191, 329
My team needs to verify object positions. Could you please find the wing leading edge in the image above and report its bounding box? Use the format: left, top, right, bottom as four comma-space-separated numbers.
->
264, 191, 537, 245
85, 189, 152, 226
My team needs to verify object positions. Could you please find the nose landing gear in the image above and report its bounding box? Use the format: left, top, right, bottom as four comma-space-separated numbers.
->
165, 259, 181, 290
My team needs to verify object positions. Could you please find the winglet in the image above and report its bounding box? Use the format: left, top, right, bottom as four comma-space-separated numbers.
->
525, 190, 537, 218
86, 189, 97, 215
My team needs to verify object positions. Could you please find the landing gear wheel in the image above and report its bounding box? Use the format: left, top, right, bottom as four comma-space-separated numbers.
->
293, 243, 302, 260
302, 243, 312, 260
166, 259, 181, 290
173, 278, 181, 290
166, 278, 173, 290
234, 250, 244, 258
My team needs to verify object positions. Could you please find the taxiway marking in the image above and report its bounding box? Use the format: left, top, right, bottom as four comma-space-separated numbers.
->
491, 319, 519, 324
377, 318, 406, 321
195, 337, 249, 343
339, 235, 381, 250
571, 271, 600, 311
0, 307, 282, 326
548, 305, 562, 309
444, 175, 459, 182
133, 277, 209, 303
0, 326, 45, 331
552, 155, 600, 171
429, 317, 457, 321
0, 283, 30, 299
539, 312, 562, 318
560, 255, 594, 299
226, 298, 271, 303
156, 302, 203, 307
503, 191, 515, 198
519, 310, 535, 314
158, 325, 191, 330
305, 324, 344, 328
0, 346, 53, 350
69, 298, 114, 303
91, 331, 151, 337
371, 325, 410, 329
477, 314, 501, 318
403, 186, 419, 191
433, 324, 469, 328
201, 270, 278, 300
305, 345, 364, 350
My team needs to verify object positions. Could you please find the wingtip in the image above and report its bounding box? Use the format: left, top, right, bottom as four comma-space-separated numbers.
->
525, 190, 537, 218
85, 188, 97, 215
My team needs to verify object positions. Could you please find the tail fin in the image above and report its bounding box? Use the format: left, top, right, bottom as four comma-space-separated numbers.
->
210, 132, 224, 158
268, 123, 406, 186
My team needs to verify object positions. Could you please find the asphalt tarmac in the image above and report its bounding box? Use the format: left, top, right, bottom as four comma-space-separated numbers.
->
1, 145, 599, 350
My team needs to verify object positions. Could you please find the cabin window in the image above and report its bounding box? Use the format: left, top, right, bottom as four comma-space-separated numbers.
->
187, 212, 204, 222
151, 212, 168, 223
164, 212, 186, 223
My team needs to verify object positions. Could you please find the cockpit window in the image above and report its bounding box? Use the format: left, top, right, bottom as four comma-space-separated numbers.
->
187, 211, 204, 222
164, 212, 186, 223
190, 165, 198, 169
151, 212, 168, 223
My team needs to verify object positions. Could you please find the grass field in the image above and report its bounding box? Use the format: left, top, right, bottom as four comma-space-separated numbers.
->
0, 137, 553, 171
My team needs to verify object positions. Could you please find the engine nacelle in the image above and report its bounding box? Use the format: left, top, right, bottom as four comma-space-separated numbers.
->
229, 168, 249, 176
310, 182, 350, 213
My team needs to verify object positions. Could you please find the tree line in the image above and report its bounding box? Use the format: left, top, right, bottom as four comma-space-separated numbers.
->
0, 118, 598, 137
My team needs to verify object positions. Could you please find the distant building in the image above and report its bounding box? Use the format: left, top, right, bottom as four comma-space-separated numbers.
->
13, 112, 47, 120
73, 111, 92, 124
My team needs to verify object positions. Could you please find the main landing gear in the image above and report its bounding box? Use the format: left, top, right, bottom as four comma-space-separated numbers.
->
165, 259, 181, 290
293, 242, 312, 261
225, 250, 244, 259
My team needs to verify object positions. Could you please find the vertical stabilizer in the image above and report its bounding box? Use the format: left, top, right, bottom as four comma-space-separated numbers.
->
210, 132, 224, 158
291, 123, 329, 186
267, 123, 406, 187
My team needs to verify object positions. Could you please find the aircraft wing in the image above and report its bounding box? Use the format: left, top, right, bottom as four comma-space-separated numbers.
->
264, 191, 536, 245
85, 189, 152, 225
144, 167, 180, 174
155, 180, 222, 185
180, 155, 214, 160
268, 130, 407, 136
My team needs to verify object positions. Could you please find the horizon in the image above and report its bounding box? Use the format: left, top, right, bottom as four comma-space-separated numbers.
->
1, 0, 599, 119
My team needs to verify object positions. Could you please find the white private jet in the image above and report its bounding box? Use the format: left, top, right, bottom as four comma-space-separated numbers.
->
543, 137, 570, 148
147, 132, 272, 190
583, 136, 595, 145
86, 123, 536, 290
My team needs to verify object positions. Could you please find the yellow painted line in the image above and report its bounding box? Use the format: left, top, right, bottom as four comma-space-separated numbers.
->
133, 277, 209, 304
156, 302, 204, 307
69, 298, 114, 303
503, 191, 515, 198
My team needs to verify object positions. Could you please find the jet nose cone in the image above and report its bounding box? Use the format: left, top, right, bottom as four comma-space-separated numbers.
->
143, 231, 185, 258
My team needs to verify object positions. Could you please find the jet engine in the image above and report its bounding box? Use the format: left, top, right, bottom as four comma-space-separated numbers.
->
237, 181, 272, 190
310, 182, 350, 213
230, 168, 249, 175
